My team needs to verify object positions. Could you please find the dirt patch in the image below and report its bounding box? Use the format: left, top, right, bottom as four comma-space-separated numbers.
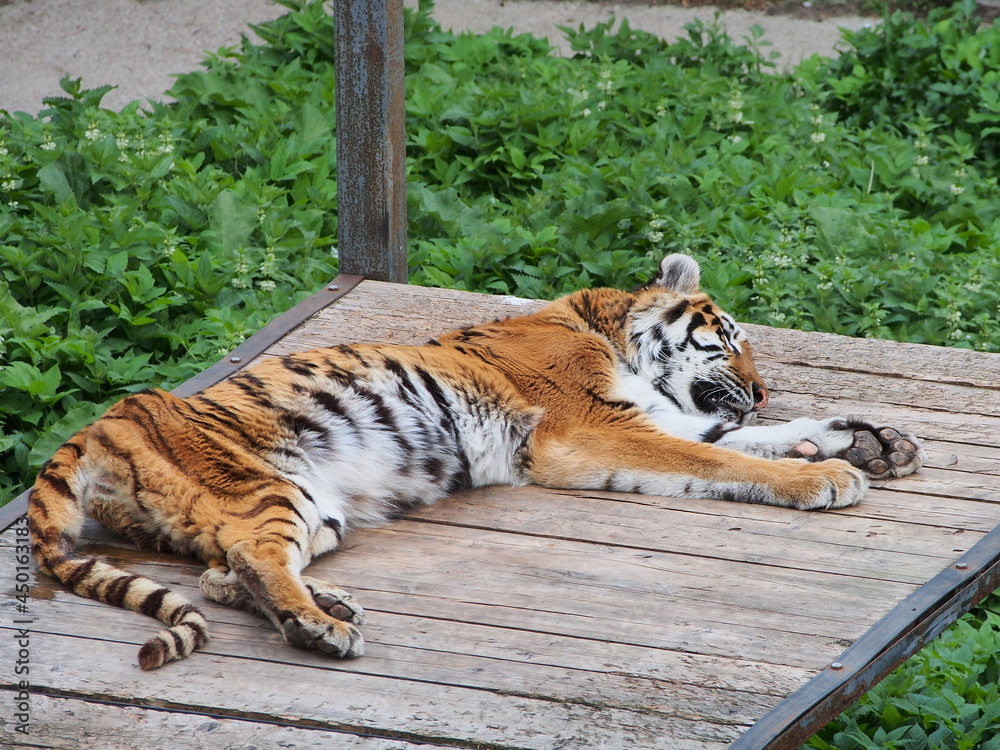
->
0, 0, 877, 114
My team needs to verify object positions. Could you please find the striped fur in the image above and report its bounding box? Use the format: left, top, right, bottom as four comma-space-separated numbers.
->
28, 254, 924, 669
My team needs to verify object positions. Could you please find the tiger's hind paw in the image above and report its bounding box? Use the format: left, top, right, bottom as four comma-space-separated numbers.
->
834, 421, 926, 480
280, 613, 365, 658
302, 576, 366, 625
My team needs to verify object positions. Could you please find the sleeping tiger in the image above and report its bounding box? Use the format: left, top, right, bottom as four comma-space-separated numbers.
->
28, 254, 925, 670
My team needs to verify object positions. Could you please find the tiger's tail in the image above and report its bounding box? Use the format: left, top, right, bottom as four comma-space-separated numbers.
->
27, 433, 209, 670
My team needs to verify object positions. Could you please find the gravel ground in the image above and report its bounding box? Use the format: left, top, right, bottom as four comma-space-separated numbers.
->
0, 0, 873, 114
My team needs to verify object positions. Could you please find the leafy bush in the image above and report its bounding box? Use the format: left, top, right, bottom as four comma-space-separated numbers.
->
3, 0, 1000, 745
807, 595, 1000, 749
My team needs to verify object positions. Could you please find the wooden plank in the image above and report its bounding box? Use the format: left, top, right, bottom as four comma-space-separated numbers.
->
11, 590, 810, 700
838, 489, 1000, 535
757, 361, 1000, 419
9, 531, 811, 703
921, 439, 1000, 477
742, 322, 1000, 391
401, 486, 981, 584
63, 519, 909, 668
761, 392, 1000, 450
2, 599, 778, 728
0, 631, 744, 750
0, 693, 440, 750
264, 281, 546, 355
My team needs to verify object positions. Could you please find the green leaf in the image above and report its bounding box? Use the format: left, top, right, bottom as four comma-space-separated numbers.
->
36, 163, 73, 204
105, 250, 129, 278
209, 189, 257, 252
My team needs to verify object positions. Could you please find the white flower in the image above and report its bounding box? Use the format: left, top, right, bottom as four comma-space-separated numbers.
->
647, 230, 664, 244
597, 101, 606, 111
656, 107, 666, 118
40, 138, 56, 151
582, 108, 592, 117
729, 134, 742, 144
649, 217, 665, 229
810, 132, 826, 144
954, 167, 967, 179
231, 277, 250, 289
915, 138, 929, 150
0, 146, 7, 156
85, 127, 101, 141
258, 279, 276, 291
915, 155, 929, 166
810, 114, 823, 126
1, 180, 15, 191
949, 184, 965, 196
728, 110, 744, 124
7, 200, 18, 208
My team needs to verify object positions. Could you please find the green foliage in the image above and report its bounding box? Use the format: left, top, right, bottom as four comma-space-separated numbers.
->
2, 0, 1000, 744
806, 595, 1000, 750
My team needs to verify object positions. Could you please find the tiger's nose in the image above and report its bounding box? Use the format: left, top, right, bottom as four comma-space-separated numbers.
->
752, 382, 769, 410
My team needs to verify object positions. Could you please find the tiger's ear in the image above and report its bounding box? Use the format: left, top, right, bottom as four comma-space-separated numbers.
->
652, 254, 700, 294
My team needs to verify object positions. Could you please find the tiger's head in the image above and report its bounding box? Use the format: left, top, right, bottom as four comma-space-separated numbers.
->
625, 254, 769, 424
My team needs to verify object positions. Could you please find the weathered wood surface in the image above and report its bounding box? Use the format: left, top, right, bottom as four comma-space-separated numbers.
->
2, 279, 999, 749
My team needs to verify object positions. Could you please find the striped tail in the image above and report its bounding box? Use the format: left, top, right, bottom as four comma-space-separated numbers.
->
27, 438, 210, 670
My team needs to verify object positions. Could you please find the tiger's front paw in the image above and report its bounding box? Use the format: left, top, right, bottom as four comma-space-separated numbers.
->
787, 418, 926, 480
780, 458, 867, 510
832, 421, 926, 479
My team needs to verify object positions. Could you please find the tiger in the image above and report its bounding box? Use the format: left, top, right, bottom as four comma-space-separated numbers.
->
27, 253, 925, 670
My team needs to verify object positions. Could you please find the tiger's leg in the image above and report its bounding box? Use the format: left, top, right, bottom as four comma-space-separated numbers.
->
710, 417, 926, 479
200, 567, 365, 624
528, 423, 867, 510
214, 529, 364, 657
641, 409, 925, 479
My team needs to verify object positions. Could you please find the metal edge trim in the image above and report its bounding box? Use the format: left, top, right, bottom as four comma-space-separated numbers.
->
0, 274, 365, 532
731, 520, 1000, 750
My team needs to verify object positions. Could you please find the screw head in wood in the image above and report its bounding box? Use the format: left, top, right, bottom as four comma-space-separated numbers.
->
328, 284, 340, 291
230, 356, 242, 364
956, 562, 968, 570
830, 662, 844, 670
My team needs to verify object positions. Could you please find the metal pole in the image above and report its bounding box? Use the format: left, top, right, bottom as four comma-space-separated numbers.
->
334, 0, 408, 283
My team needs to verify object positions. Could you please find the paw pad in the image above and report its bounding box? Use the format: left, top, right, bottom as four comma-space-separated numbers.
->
836, 424, 925, 480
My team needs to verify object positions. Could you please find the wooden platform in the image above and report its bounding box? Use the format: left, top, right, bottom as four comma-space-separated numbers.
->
3, 278, 1000, 749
